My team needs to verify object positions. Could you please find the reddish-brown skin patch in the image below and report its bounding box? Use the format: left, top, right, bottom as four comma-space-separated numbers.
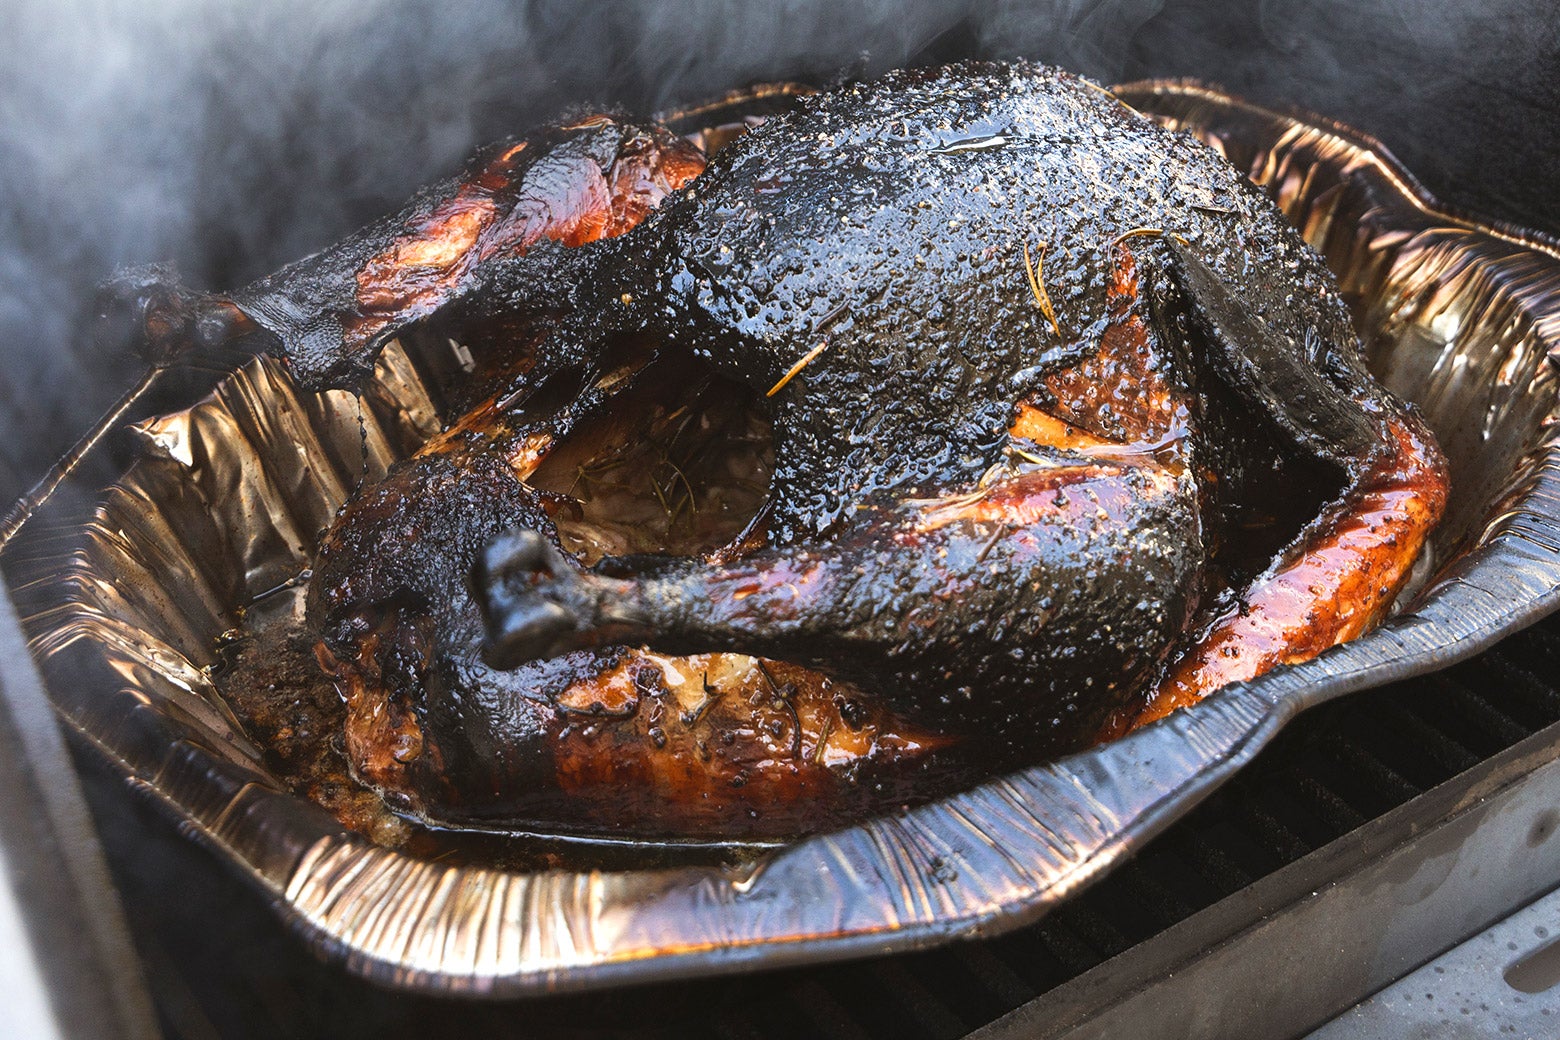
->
347, 117, 706, 363
318, 626, 435, 795
1131, 413, 1448, 727
914, 463, 1161, 533
547, 654, 941, 822
1008, 406, 1114, 453
1038, 247, 1191, 450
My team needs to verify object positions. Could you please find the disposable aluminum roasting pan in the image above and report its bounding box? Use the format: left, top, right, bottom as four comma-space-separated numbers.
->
5, 81, 1560, 996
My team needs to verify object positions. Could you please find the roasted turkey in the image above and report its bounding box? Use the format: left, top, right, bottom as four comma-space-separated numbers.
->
133, 62, 1447, 839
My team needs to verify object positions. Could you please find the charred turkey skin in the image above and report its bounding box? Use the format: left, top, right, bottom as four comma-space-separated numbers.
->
475, 61, 1446, 744
138, 61, 1446, 838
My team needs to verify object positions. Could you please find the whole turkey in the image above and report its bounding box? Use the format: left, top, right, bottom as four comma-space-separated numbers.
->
131, 62, 1447, 839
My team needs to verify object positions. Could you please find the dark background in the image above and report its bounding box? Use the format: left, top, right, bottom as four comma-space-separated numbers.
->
3, 0, 1560, 1036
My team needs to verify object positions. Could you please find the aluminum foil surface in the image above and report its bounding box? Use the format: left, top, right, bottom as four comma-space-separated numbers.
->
5, 82, 1560, 996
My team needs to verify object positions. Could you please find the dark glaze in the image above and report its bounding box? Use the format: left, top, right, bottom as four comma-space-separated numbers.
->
536, 64, 1356, 541
1133, 413, 1448, 727
476, 61, 1445, 756
168, 61, 1447, 840
480, 244, 1205, 747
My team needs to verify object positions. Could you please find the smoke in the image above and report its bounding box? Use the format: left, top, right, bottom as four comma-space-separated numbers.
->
1, 0, 1558, 504
0, 0, 994, 501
